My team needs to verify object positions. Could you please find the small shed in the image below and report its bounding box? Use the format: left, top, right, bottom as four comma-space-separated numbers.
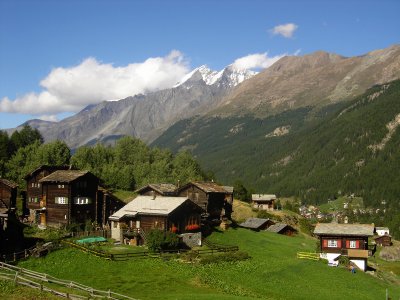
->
375, 227, 390, 236
239, 218, 275, 231
374, 234, 392, 247
251, 194, 276, 211
135, 183, 177, 197
266, 223, 297, 236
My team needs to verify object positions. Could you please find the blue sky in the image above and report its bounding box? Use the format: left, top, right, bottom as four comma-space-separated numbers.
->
0, 0, 399, 129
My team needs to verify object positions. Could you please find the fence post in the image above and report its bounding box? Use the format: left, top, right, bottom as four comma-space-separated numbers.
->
108, 289, 111, 299
14, 271, 18, 284
25, 249, 28, 258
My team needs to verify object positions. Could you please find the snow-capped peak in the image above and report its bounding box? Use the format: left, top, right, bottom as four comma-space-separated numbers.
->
174, 65, 257, 88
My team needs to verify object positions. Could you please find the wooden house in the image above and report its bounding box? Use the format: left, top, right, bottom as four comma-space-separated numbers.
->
135, 183, 177, 197
239, 218, 275, 231
109, 195, 203, 246
374, 234, 392, 247
266, 223, 297, 236
314, 223, 374, 271
375, 226, 390, 236
0, 178, 18, 212
251, 194, 276, 211
96, 187, 125, 227
176, 182, 233, 221
37, 170, 100, 228
25, 165, 71, 215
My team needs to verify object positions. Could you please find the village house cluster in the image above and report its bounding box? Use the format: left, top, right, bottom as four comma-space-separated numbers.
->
0, 165, 393, 271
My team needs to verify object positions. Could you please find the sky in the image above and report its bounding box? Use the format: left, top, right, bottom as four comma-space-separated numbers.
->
0, 0, 399, 129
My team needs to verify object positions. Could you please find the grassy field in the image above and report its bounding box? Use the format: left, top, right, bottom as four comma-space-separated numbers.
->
7, 228, 398, 300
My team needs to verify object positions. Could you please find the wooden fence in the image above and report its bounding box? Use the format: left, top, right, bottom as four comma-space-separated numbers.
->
62, 239, 239, 261
70, 230, 111, 239
0, 261, 138, 300
297, 252, 320, 261
1, 245, 37, 263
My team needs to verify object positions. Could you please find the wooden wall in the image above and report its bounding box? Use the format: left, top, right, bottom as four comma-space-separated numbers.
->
320, 235, 369, 253
0, 182, 17, 209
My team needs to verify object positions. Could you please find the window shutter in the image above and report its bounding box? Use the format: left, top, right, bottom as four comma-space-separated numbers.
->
346, 240, 350, 248
323, 239, 328, 247
356, 240, 360, 249
337, 240, 342, 248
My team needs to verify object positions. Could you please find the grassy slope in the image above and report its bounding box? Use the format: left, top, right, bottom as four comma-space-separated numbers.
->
16, 229, 400, 300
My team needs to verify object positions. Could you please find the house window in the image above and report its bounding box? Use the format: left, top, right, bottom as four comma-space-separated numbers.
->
29, 197, 39, 203
55, 197, 68, 204
73, 197, 92, 205
327, 240, 338, 247
31, 183, 35, 187
58, 184, 65, 189
350, 241, 357, 248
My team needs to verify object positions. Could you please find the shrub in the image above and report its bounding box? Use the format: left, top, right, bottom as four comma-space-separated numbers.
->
147, 229, 179, 252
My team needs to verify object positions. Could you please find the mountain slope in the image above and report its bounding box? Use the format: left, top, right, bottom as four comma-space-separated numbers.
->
17, 66, 256, 149
214, 45, 400, 117
153, 80, 400, 211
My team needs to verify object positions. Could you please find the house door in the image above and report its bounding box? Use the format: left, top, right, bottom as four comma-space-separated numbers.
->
40, 213, 46, 226
136, 220, 140, 229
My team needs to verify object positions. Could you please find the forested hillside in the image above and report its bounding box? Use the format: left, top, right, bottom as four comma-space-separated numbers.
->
153, 80, 400, 237
0, 131, 204, 191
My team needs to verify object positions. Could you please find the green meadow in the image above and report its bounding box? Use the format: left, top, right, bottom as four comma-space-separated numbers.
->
8, 228, 400, 300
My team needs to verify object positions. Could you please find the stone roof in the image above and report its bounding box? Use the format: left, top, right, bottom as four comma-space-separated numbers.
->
240, 218, 273, 229
39, 170, 91, 183
266, 223, 293, 233
314, 223, 374, 236
252, 194, 277, 202
223, 186, 234, 193
180, 181, 230, 194
135, 183, 177, 195
375, 227, 390, 231
0, 178, 18, 189
24, 165, 72, 179
109, 195, 190, 220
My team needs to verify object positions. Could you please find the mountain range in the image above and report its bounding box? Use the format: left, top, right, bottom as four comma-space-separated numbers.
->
14, 65, 256, 149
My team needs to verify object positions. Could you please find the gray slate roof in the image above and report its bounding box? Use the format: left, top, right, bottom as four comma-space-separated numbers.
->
252, 194, 276, 202
109, 195, 189, 220
0, 178, 18, 188
314, 223, 374, 236
240, 218, 273, 229
135, 183, 177, 195
39, 170, 90, 183
266, 223, 293, 233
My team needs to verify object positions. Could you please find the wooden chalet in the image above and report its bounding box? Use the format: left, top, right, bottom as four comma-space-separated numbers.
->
314, 223, 374, 271
239, 217, 275, 231
176, 181, 233, 221
37, 170, 100, 227
135, 183, 177, 197
266, 223, 297, 236
251, 194, 276, 211
374, 234, 392, 247
0, 178, 18, 212
25, 165, 71, 210
109, 195, 203, 246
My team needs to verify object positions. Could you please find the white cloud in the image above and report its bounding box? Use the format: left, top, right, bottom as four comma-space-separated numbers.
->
270, 23, 298, 38
232, 52, 286, 70
0, 50, 189, 115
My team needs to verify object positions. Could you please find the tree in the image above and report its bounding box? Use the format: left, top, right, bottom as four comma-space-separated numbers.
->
233, 180, 251, 202
10, 125, 43, 153
172, 151, 203, 183
37, 140, 71, 165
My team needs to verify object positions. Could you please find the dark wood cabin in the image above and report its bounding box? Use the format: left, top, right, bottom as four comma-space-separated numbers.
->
266, 223, 297, 236
37, 170, 99, 228
374, 234, 392, 247
0, 179, 18, 211
314, 223, 374, 271
240, 217, 275, 231
96, 187, 125, 226
25, 165, 72, 217
176, 182, 233, 221
109, 195, 203, 245
135, 183, 177, 197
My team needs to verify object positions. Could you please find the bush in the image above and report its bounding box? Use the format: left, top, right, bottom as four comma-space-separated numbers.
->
147, 229, 179, 252
256, 210, 274, 219
338, 255, 350, 267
